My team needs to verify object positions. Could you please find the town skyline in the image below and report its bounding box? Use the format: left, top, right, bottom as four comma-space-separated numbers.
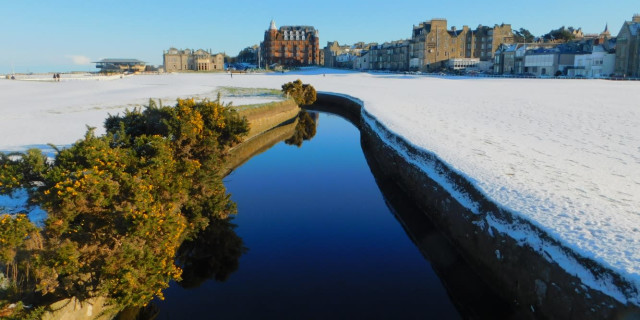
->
1, 0, 638, 73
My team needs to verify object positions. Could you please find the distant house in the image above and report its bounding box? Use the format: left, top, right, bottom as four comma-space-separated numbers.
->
493, 43, 528, 74
323, 41, 375, 69
354, 51, 370, 70
163, 48, 224, 72
493, 25, 615, 78
94, 59, 146, 73
615, 14, 640, 77
570, 44, 616, 78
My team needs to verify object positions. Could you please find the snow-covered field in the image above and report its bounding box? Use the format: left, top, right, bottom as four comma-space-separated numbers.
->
0, 73, 282, 153
1, 68, 639, 304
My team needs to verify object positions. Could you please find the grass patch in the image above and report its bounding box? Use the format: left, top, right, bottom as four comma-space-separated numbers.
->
218, 87, 282, 97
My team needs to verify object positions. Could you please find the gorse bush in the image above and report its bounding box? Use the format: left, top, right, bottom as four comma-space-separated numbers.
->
281, 79, 317, 106
0, 96, 249, 312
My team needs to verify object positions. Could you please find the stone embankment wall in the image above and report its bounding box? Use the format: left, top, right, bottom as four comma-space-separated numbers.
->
41, 297, 116, 320
235, 99, 300, 141
311, 92, 640, 319
224, 99, 300, 174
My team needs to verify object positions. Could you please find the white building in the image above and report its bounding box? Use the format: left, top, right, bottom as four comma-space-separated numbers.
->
524, 52, 557, 76
570, 45, 616, 78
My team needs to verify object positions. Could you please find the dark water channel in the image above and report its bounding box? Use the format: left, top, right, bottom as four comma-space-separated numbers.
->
137, 110, 515, 319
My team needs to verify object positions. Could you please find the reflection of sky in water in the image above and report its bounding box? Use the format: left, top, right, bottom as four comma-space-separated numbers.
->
155, 113, 460, 319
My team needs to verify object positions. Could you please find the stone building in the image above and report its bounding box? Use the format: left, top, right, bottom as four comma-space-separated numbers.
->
468, 24, 515, 61
260, 20, 320, 67
409, 19, 514, 71
615, 14, 640, 77
323, 41, 375, 68
163, 48, 224, 72
324, 41, 350, 68
369, 40, 411, 71
354, 51, 370, 70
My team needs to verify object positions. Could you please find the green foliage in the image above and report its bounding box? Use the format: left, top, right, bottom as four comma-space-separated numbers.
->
0, 214, 38, 265
0, 301, 45, 320
0, 150, 49, 195
0, 214, 40, 313
281, 79, 317, 106
514, 28, 535, 43
3, 97, 250, 310
543, 26, 578, 42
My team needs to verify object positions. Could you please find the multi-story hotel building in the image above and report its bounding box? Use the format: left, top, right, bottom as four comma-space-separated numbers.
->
260, 20, 320, 66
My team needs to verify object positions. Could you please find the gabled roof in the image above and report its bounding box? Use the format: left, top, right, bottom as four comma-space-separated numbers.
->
628, 22, 640, 36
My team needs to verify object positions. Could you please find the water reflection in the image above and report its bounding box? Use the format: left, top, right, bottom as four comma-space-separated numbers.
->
175, 217, 247, 288
116, 217, 245, 320
284, 111, 318, 147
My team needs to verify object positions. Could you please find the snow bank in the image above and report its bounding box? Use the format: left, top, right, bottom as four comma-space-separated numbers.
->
1, 69, 639, 304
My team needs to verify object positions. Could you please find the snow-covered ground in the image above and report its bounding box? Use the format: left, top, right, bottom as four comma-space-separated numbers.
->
1, 68, 639, 304
0, 73, 282, 153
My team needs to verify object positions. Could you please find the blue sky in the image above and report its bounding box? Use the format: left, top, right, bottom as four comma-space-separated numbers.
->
1, 0, 637, 73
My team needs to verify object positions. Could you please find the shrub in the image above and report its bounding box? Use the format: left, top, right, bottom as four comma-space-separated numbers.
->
281, 80, 317, 106
4, 97, 250, 309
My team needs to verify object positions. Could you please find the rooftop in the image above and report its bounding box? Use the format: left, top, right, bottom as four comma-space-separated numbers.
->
93, 59, 146, 64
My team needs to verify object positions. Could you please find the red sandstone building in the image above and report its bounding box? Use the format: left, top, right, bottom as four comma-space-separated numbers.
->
260, 20, 320, 67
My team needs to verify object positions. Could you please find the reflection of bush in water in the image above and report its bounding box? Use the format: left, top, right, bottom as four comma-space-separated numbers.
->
175, 217, 246, 288
285, 111, 318, 147
116, 217, 246, 320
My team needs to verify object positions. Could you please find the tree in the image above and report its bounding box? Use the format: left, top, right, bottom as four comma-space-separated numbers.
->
542, 26, 578, 42
281, 80, 317, 106
236, 46, 258, 64
514, 28, 535, 43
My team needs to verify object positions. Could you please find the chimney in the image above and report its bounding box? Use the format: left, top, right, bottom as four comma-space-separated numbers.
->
633, 14, 640, 23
